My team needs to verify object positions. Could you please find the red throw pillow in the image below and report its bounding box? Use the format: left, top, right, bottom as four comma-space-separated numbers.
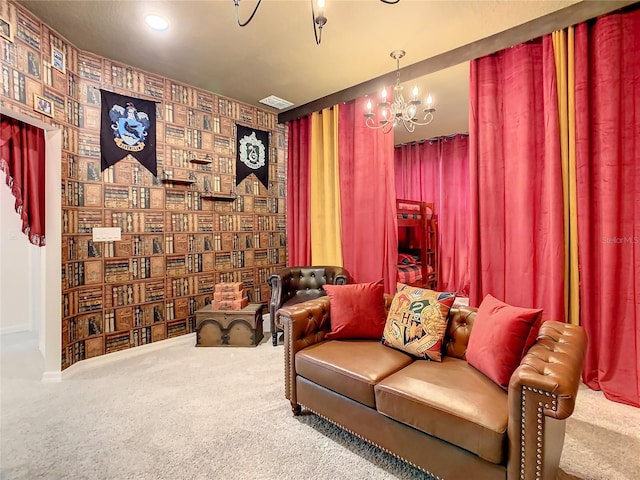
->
466, 294, 543, 390
324, 281, 387, 340
398, 253, 415, 265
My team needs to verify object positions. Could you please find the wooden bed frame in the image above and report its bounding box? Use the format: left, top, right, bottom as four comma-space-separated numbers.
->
396, 199, 438, 290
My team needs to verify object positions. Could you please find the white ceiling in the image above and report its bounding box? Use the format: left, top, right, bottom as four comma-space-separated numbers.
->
17, 0, 584, 144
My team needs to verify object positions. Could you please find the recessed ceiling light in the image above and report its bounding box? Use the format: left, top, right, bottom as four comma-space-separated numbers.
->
145, 14, 169, 31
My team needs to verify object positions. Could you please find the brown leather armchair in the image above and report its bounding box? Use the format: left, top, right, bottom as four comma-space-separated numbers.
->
267, 266, 350, 346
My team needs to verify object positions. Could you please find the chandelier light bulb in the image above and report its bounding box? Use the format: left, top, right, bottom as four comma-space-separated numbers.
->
381, 88, 387, 100
427, 94, 433, 106
366, 99, 372, 112
412, 85, 419, 99
318, 0, 325, 13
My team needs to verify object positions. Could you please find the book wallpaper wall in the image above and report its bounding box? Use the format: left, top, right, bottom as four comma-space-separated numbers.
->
0, 0, 287, 368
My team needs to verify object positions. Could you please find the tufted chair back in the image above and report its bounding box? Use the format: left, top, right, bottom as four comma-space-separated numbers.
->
268, 266, 350, 346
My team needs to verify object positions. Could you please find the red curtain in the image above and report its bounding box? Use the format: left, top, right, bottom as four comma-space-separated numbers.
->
0, 115, 46, 246
394, 140, 440, 207
286, 117, 311, 265
468, 38, 565, 321
574, 8, 640, 407
394, 136, 470, 295
439, 136, 470, 295
338, 98, 398, 293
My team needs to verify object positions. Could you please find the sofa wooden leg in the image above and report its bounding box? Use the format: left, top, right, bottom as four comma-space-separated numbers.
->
272, 332, 278, 346
292, 404, 301, 416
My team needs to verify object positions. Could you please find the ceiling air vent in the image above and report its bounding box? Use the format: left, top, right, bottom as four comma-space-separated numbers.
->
259, 95, 294, 110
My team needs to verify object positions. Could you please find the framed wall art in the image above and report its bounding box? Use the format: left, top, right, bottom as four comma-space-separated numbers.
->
0, 16, 14, 43
33, 93, 54, 117
51, 45, 65, 73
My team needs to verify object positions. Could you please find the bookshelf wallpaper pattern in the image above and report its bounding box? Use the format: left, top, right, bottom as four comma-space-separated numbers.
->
0, 0, 287, 368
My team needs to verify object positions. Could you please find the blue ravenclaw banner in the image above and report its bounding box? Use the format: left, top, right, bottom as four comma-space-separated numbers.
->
236, 124, 269, 188
100, 90, 157, 176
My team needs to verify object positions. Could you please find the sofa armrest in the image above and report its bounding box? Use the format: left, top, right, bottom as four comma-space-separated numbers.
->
278, 296, 332, 414
268, 271, 293, 320
507, 321, 587, 480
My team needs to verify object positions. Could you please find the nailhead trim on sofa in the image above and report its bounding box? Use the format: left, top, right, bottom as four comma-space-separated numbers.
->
301, 404, 445, 480
520, 386, 558, 480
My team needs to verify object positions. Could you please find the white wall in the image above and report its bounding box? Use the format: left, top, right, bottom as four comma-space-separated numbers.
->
0, 171, 41, 334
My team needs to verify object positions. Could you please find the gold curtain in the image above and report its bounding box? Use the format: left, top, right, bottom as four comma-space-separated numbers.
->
553, 28, 580, 325
309, 106, 343, 266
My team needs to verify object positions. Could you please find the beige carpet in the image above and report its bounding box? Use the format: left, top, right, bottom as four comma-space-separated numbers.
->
1, 332, 638, 480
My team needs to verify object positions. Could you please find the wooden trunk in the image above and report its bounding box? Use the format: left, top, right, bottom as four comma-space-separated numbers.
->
195, 303, 263, 347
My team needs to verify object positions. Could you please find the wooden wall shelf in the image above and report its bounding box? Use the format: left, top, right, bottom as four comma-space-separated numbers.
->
160, 178, 196, 185
201, 193, 237, 202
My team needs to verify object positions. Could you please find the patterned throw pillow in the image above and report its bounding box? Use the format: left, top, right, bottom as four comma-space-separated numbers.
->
381, 284, 456, 361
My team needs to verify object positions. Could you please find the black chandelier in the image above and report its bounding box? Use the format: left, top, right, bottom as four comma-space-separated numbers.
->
233, 0, 400, 45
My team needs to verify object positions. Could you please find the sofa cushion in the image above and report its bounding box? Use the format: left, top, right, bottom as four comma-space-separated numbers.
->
466, 294, 543, 390
382, 284, 456, 361
295, 340, 413, 408
375, 357, 508, 464
323, 281, 387, 340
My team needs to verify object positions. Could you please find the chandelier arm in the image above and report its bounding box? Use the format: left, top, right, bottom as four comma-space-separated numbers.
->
311, 0, 319, 44
234, 0, 263, 27
313, 21, 322, 46
311, 0, 326, 45
365, 117, 388, 130
366, 116, 399, 133
401, 118, 416, 133
404, 113, 435, 127
235, 0, 399, 45
364, 116, 397, 134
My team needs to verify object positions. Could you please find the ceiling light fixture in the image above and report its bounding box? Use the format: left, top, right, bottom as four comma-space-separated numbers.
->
259, 95, 294, 110
364, 50, 436, 134
233, 0, 399, 45
310, 0, 327, 45
145, 14, 169, 31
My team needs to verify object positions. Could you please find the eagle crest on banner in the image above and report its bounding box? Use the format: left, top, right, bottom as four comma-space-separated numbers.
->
239, 132, 266, 170
108, 102, 150, 153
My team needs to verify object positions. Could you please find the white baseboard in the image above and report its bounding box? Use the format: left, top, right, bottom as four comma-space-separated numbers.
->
62, 332, 196, 380
0, 324, 32, 335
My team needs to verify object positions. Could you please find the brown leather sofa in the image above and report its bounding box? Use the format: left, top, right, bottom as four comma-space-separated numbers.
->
278, 296, 587, 480
267, 266, 349, 346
